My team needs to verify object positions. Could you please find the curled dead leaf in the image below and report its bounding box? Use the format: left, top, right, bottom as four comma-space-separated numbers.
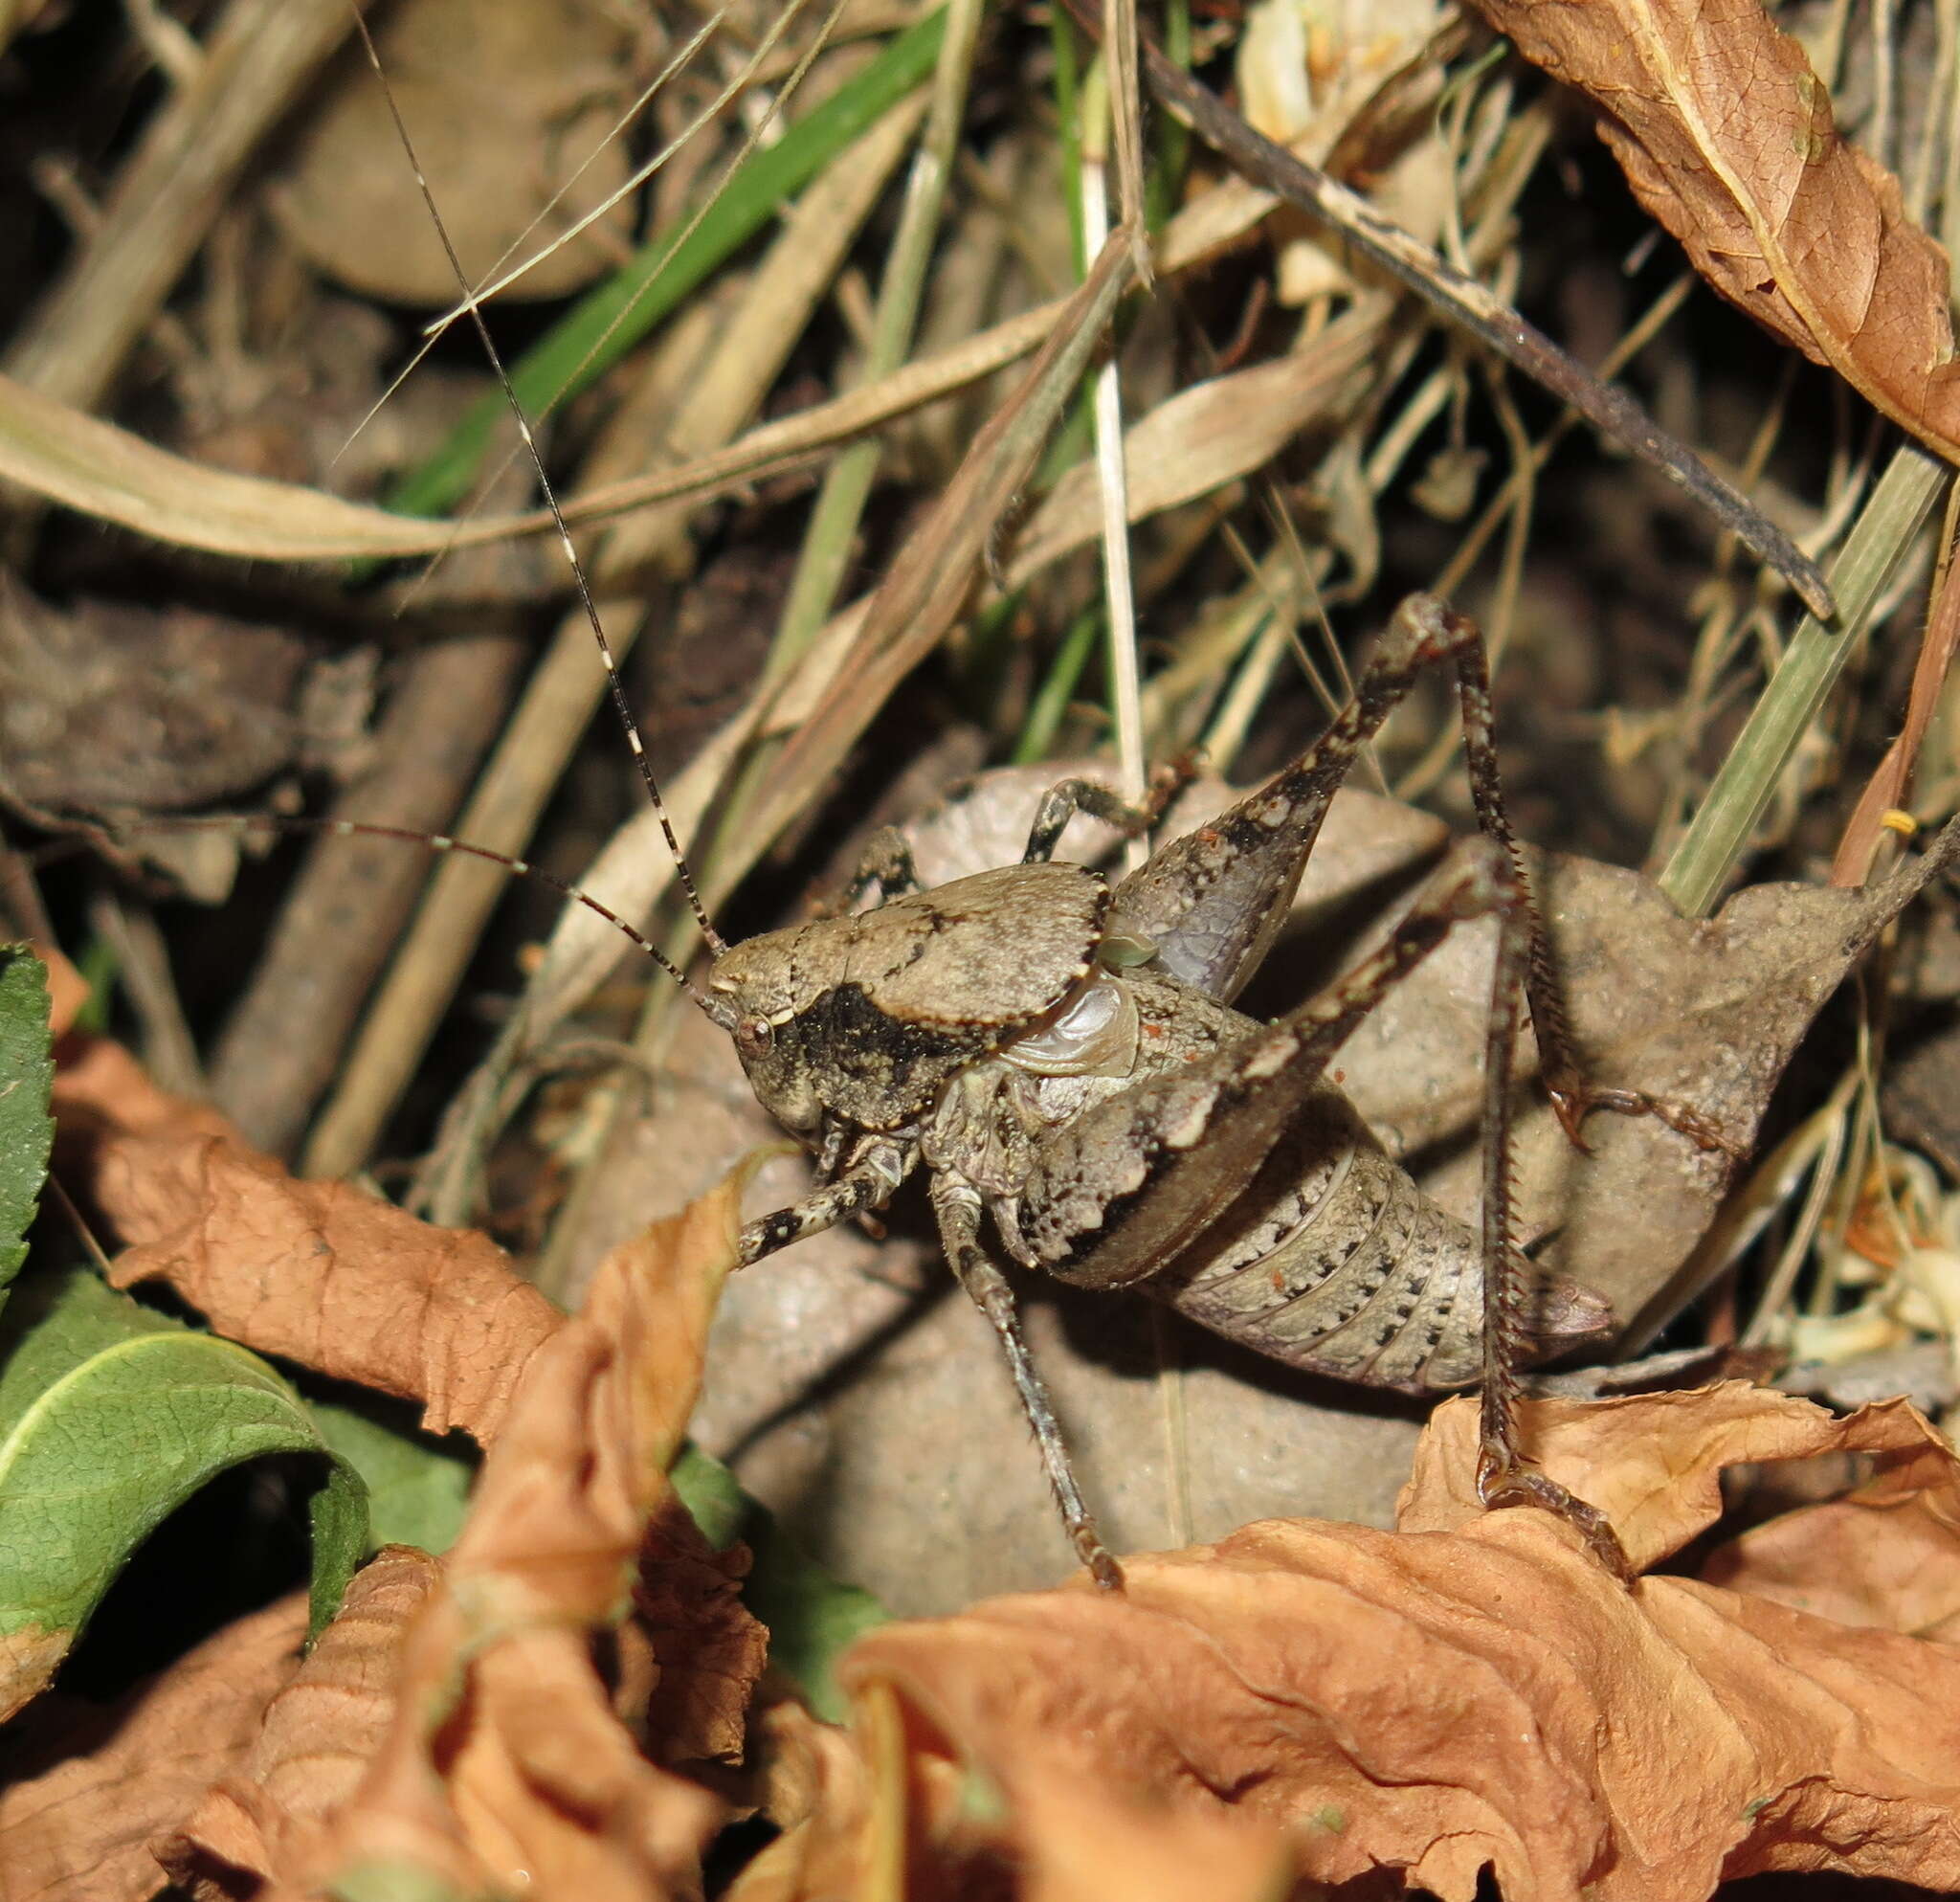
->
52, 1036, 560, 1442
160, 1547, 439, 1901
635, 1506, 768, 1768
0, 1594, 305, 1902
816, 1385, 1960, 1901
263, 1173, 761, 1899
1468, 0, 1960, 459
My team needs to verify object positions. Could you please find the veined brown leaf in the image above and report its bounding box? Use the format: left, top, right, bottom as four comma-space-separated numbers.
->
818, 1385, 1960, 1902
1469, 0, 1960, 460
53, 1037, 560, 1443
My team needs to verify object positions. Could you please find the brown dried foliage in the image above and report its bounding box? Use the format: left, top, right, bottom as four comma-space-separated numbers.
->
160, 1549, 440, 1900
782, 1387, 1960, 1902
222, 1173, 759, 1900
1469, 0, 1960, 458
53, 1035, 561, 1442
26, 1028, 1960, 1902
0, 1596, 305, 1902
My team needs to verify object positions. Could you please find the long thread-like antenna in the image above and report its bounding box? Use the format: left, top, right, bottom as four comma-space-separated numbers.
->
350, 10, 729, 961
102, 814, 713, 1003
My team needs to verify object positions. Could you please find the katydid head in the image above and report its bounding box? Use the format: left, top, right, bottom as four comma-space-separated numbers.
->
705, 861, 1113, 1135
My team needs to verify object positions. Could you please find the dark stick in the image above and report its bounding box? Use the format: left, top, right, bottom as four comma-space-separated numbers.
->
1058, 0, 1838, 624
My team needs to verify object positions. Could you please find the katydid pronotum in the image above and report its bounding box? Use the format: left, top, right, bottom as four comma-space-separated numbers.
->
65, 28, 1736, 1592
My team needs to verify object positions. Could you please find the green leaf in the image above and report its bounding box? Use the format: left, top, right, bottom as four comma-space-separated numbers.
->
672, 1442, 887, 1724
0, 946, 56, 1305
309, 1392, 474, 1555
328, 1862, 480, 1902
387, 7, 948, 523
0, 1265, 368, 1713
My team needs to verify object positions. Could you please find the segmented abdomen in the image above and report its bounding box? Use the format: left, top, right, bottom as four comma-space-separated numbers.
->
1147, 1084, 1492, 1391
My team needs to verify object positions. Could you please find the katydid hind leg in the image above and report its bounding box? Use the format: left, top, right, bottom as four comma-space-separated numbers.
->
1104, 592, 1496, 1003
1471, 843, 1631, 1579
840, 828, 924, 907
1418, 594, 1737, 1158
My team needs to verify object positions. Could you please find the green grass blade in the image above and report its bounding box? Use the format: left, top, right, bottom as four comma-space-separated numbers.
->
387, 8, 948, 523
1659, 441, 1950, 918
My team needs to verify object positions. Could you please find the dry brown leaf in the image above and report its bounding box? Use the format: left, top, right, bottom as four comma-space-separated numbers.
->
1011, 1782, 1299, 1902
1835, 530, 1960, 883
52, 1035, 561, 1442
1469, 0, 1960, 458
0, 1594, 305, 1902
160, 1548, 439, 1902
724, 1729, 876, 1902
1397, 1380, 1960, 1566
1322, 806, 1960, 1344
828, 1384, 1960, 1901
634, 1505, 768, 1768
733, 1689, 1298, 1902
0, 573, 356, 830
1687, 1398, 1960, 1641
33, 939, 89, 1041
264, 1174, 759, 1899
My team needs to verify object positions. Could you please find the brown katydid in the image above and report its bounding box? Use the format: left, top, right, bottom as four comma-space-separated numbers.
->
697, 593, 1700, 1587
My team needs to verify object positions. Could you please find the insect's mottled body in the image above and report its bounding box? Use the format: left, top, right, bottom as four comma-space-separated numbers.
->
995, 969, 1606, 1391
712, 834, 1607, 1406
694, 592, 1677, 1582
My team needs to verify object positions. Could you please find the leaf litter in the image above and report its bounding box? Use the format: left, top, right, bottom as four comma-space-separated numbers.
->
823, 1385, 1960, 1902
0, 1591, 308, 1902
24, 877, 1960, 1898
33, 1025, 1960, 1900
11, 0, 1960, 1893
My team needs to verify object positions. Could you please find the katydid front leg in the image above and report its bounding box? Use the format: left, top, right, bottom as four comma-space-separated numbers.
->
932, 1175, 1124, 1591
738, 1136, 917, 1265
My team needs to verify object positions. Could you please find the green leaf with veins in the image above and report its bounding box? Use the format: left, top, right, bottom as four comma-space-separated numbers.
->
0, 1265, 368, 1717
308, 1392, 474, 1555
0, 947, 56, 1308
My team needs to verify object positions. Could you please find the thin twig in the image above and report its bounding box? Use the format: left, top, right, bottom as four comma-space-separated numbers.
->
1057, 0, 1838, 622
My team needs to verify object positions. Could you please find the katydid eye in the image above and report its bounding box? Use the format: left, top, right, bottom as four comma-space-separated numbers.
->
735, 1016, 774, 1058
